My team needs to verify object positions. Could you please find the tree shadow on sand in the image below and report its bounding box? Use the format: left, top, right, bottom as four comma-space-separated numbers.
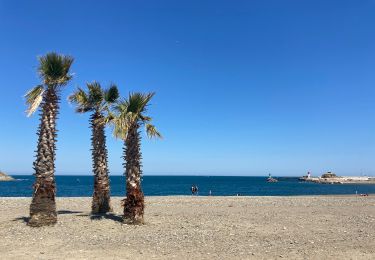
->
13, 211, 123, 224
57, 210, 83, 215
88, 213, 123, 223
13, 216, 29, 223
13, 210, 84, 223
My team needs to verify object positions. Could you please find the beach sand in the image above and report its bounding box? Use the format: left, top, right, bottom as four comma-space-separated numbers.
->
0, 196, 374, 259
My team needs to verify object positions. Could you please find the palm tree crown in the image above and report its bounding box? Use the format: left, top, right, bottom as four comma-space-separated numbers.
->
69, 81, 119, 114
112, 92, 162, 140
25, 52, 74, 116
38, 52, 74, 86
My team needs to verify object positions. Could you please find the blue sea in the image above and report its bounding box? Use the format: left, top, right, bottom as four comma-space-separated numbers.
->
1, 175, 375, 197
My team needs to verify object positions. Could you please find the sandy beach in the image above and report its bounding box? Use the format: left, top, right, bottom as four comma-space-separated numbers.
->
0, 196, 374, 259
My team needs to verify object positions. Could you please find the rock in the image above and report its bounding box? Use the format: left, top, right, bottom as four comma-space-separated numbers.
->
321, 172, 338, 178
0, 171, 14, 181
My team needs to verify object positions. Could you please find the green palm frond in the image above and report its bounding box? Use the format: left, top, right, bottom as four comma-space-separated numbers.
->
104, 84, 119, 103
113, 99, 128, 115
145, 123, 162, 139
68, 87, 92, 113
87, 81, 103, 106
127, 92, 155, 114
25, 85, 44, 117
69, 82, 120, 119
38, 52, 74, 87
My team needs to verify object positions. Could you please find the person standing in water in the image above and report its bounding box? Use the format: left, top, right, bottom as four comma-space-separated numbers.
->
191, 184, 199, 195
191, 184, 196, 195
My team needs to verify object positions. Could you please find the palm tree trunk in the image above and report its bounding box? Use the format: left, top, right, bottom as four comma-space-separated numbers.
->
91, 111, 112, 213
29, 87, 58, 227
123, 123, 144, 224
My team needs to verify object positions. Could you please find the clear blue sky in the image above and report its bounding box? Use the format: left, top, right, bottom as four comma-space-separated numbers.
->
0, 0, 374, 176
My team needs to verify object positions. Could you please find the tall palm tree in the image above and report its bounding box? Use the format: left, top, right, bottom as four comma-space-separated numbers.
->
112, 92, 161, 224
25, 52, 74, 227
69, 82, 119, 214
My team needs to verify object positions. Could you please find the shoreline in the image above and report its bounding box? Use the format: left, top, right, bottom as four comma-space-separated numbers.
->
0, 194, 374, 199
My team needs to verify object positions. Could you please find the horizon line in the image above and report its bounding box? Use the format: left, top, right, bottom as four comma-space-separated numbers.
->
7, 173, 375, 177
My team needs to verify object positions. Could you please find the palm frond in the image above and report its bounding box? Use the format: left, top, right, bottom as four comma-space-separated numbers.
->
25, 85, 44, 117
104, 84, 119, 103
111, 100, 132, 139
111, 93, 161, 140
127, 92, 155, 114
113, 99, 129, 115
68, 87, 92, 113
69, 88, 92, 113
38, 52, 74, 87
112, 113, 131, 140
145, 124, 162, 139
87, 81, 103, 105
140, 115, 152, 123
69, 81, 117, 114
76, 107, 93, 113
104, 110, 116, 125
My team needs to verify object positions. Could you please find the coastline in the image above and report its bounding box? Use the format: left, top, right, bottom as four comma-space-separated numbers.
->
1, 196, 374, 259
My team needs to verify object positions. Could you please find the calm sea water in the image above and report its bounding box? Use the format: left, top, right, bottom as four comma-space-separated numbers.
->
1, 175, 375, 197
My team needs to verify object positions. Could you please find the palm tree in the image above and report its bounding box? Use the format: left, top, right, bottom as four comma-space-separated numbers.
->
25, 52, 74, 227
112, 92, 161, 224
69, 82, 119, 214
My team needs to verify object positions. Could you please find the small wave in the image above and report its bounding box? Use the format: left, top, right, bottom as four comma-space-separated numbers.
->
15, 178, 29, 181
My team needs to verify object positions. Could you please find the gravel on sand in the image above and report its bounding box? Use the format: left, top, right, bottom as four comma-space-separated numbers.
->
0, 196, 374, 259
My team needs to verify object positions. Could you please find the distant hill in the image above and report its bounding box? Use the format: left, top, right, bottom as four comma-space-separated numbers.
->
0, 171, 14, 181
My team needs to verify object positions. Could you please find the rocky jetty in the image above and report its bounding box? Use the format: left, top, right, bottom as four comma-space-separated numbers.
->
0, 171, 14, 181
301, 172, 375, 184
267, 177, 278, 182
266, 173, 278, 183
